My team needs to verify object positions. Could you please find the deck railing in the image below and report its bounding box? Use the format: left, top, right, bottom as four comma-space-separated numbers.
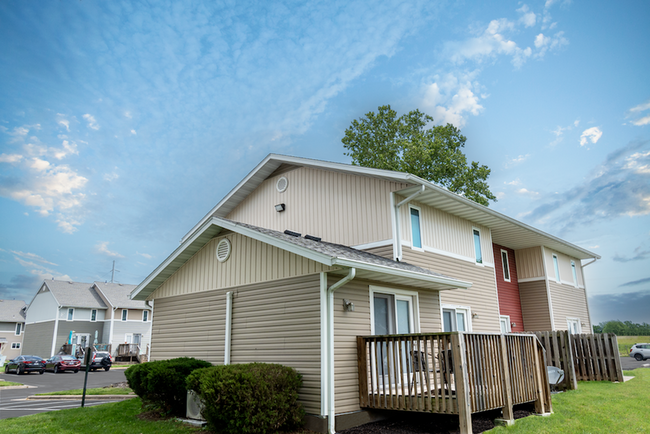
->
357, 332, 551, 434
117, 344, 140, 357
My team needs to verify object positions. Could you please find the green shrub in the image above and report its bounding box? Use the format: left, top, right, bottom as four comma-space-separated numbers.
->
187, 363, 304, 434
125, 357, 212, 416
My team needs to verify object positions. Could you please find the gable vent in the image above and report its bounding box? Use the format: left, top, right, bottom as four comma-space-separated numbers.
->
216, 239, 232, 263
276, 176, 288, 193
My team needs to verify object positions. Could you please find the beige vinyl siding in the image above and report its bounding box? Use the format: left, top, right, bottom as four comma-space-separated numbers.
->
548, 281, 591, 333
544, 249, 584, 287
230, 274, 321, 414
113, 308, 147, 321
514, 246, 545, 279
518, 280, 552, 331
150, 232, 331, 300
397, 198, 494, 265
332, 277, 442, 414
226, 167, 408, 246
21, 321, 55, 359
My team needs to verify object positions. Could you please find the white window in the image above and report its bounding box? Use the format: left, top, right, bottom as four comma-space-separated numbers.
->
370, 287, 419, 335
567, 318, 581, 335
571, 261, 578, 287
442, 305, 470, 332
15, 323, 22, 335
121, 309, 128, 321
499, 315, 511, 333
473, 228, 483, 264
67, 308, 74, 321
409, 206, 422, 250
143, 310, 149, 322
501, 249, 511, 282
11, 342, 21, 349
552, 254, 560, 283
91, 309, 97, 322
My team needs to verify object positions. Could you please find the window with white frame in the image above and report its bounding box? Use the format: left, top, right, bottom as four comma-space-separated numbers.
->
571, 261, 578, 287
370, 287, 419, 335
499, 315, 511, 333
121, 309, 128, 321
143, 310, 149, 322
552, 254, 560, 283
473, 229, 483, 264
91, 309, 97, 322
501, 249, 511, 281
15, 323, 22, 335
67, 308, 74, 321
442, 305, 470, 332
11, 342, 21, 349
409, 206, 422, 249
567, 318, 581, 335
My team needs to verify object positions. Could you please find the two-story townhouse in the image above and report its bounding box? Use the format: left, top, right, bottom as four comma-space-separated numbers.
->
0, 300, 26, 364
22, 280, 152, 359
131, 154, 598, 433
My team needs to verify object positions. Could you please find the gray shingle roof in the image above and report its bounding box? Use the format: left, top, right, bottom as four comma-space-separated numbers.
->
0, 300, 26, 322
45, 281, 108, 309
93, 282, 145, 309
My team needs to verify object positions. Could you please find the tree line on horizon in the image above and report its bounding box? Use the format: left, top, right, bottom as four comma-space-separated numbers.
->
593, 320, 650, 336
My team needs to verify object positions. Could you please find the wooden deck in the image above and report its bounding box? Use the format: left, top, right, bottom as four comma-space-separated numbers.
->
357, 332, 552, 434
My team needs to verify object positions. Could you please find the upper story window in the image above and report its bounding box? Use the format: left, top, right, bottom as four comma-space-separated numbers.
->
501, 249, 510, 281
442, 305, 469, 332
11, 342, 21, 349
552, 254, 560, 282
571, 261, 578, 287
15, 323, 22, 335
121, 309, 128, 321
473, 229, 482, 264
409, 206, 422, 249
67, 308, 74, 321
91, 309, 97, 322
143, 310, 149, 322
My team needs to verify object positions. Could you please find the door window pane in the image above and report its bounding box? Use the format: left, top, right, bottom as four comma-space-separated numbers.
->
456, 311, 466, 332
396, 299, 411, 334
410, 208, 422, 248
374, 296, 389, 335
443, 310, 453, 332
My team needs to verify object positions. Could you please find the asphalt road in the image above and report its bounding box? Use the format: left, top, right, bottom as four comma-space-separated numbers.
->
0, 367, 128, 420
620, 355, 650, 371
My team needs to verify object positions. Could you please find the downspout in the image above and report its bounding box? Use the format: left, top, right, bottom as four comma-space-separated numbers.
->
540, 247, 555, 331
580, 258, 597, 333
224, 291, 233, 365
393, 185, 425, 261
50, 306, 62, 357
109, 306, 117, 354
326, 268, 356, 434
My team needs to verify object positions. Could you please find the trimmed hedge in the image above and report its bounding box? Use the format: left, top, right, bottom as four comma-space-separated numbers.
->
125, 357, 212, 416
187, 363, 304, 434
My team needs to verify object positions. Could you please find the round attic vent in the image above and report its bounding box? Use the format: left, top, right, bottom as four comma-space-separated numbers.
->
216, 238, 232, 263
276, 176, 288, 193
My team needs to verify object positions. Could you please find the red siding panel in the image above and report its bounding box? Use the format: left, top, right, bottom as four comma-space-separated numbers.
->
493, 243, 525, 332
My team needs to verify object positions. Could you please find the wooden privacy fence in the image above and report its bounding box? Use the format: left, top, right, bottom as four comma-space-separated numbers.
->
357, 332, 551, 434
532, 331, 623, 389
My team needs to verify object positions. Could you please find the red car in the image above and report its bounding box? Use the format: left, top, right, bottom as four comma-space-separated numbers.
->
45, 355, 81, 373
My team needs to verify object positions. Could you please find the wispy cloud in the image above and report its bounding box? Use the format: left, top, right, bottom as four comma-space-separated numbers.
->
504, 154, 530, 168
137, 252, 153, 259
11, 251, 57, 266
549, 119, 579, 147
0, 153, 23, 163
82, 114, 100, 130
619, 277, 650, 287
580, 126, 602, 147
96, 242, 125, 258
613, 246, 650, 263
627, 99, 650, 126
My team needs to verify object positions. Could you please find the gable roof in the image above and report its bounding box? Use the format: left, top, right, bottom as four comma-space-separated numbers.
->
131, 217, 472, 301
181, 154, 599, 261
0, 300, 26, 322
42, 280, 108, 309
93, 282, 144, 309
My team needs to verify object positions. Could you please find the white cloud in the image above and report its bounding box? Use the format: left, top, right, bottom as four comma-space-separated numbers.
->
517, 5, 537, 27
516, 187, 540, 197
580, 127, 603, 147
623, 150, 650, 174
11, 250, 58, 266
0, 153, 23, 163
57, 116, 70, 132
421, 73, 484, 127
130, 129, 137, 135
124, 111, 132, 119
28, 158, 51, 171
14, 256, 70, 282
505, 179, 521, 186
137, 252, 153, 259
104, 171, 119, 181
96, 242, 125, 258
533, 31, 568, 58
505, 154, 530, 168
627, 100, 650, 126
51, 140, 79, 160
83, 114, 100, 130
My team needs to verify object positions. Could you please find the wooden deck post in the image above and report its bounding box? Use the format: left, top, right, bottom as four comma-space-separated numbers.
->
495, 335, 514, 425
611, 334, 624, 382
357, 337, 369, 408
451, 333, 472, 434
563, 331, 578, 390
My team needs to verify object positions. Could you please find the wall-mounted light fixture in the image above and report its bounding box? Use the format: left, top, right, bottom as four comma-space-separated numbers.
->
511, 322, 517, 328
472, 312, 479, 319
275, 203, 286, 212
342, 299, 355, 312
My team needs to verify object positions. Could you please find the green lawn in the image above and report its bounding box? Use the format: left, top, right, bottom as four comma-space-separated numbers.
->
616, 336, 650, 356
0, 380, 23, 387
488, 368, 649, 433
36, 387, 134, 395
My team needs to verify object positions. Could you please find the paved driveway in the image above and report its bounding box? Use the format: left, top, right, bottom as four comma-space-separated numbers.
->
620, 355, 650, 371
0, 368, 128, 420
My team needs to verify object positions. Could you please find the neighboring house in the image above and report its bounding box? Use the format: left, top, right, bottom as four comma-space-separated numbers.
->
22, 280, 152, 359
0, 300, 26, 363
131, 154, 599, 432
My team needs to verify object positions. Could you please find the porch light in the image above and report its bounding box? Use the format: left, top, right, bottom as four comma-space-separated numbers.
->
275, 203, 286, 212
511, 322, 516, 328
472, 312, 479, 319
342, 299, 355, 312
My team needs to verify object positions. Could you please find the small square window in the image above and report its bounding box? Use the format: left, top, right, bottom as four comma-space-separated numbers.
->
121, 309, 128, 321
11, 342, 21, 349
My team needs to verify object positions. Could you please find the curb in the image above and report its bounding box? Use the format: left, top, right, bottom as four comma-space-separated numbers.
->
28, 395, 136, 400
0, 385, 37, 390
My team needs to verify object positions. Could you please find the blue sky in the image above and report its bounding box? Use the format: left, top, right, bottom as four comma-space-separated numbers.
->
1, 0, 648, 325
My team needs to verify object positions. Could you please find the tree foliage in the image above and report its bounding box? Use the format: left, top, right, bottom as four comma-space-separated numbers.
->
342, 105, 496, 206
593, 320, 650, 335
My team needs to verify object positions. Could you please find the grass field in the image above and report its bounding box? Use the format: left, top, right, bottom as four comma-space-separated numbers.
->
615, 336, 650, 356
0, 380, 22, 387
488, 368, 649, 433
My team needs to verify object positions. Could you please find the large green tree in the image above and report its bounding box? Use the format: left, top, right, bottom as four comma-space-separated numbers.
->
342, 105, 496, 206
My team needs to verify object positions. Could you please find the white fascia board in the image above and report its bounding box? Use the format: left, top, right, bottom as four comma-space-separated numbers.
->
91, 284, 115, 310
331, 257, 472, 290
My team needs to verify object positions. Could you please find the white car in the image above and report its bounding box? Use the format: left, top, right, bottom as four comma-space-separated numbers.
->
629, 343, 650, 361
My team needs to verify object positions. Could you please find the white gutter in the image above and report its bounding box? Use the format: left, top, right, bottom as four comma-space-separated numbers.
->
324, 268, 356, 434
582, 258, 597, 267
540, 246, 555, 331
50, 306, 61, 357
224, 291, 233, 365
393, 185, 425, 261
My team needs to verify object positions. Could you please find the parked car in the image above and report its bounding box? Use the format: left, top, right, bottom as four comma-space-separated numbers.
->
629, 343, 650, 361
4, 355, 46, 375
81, 351, 112, 371
45, 355, 81, 373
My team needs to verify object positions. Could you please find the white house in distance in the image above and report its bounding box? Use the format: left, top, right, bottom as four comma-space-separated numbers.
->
22, 280, 152, 359
0, 300, 26, 364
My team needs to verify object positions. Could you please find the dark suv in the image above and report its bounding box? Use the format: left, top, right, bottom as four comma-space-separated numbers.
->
82, 351, 112, 371
629, 343, 650, 361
